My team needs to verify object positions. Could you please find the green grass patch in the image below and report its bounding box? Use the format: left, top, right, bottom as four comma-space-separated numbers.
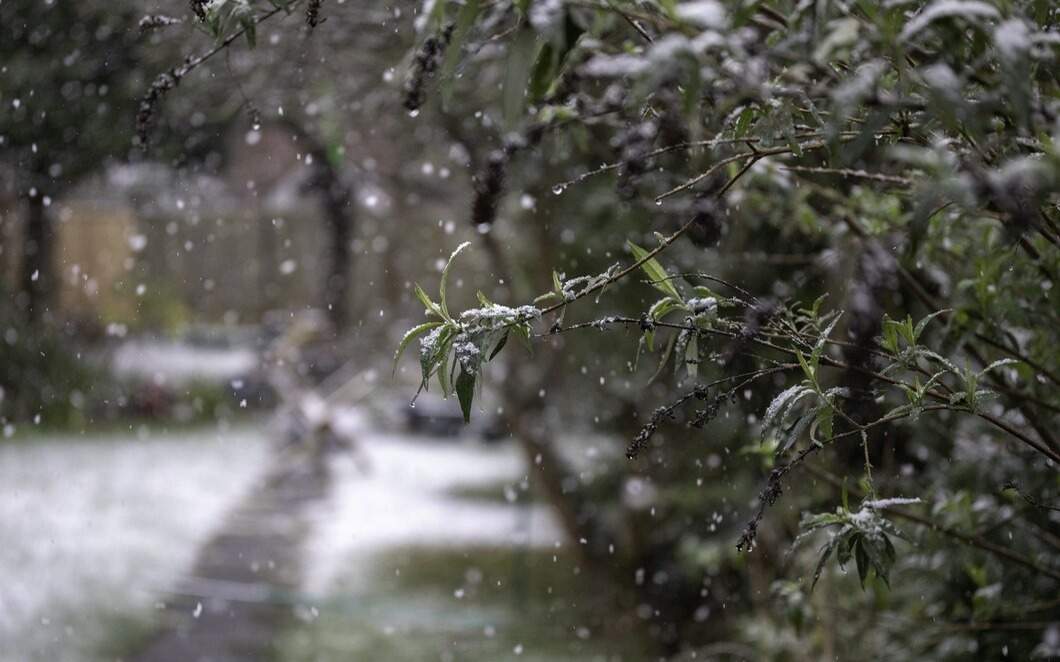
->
444, 479, 541, 504
275, 545, 652, 662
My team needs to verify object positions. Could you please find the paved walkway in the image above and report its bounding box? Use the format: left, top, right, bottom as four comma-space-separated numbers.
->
131, 447, 331, 662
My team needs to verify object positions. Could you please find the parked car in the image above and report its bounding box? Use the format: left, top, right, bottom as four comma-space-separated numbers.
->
399, 393, 505, 442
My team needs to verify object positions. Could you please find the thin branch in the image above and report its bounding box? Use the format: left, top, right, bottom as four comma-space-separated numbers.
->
606, 0, 654, 42
623, 366, 793, 458
779, 164, 913, 186
806, 465, 1060, 582
521, 160, 762, 324
545, 314, 1060, 464
655, 140, 830, 203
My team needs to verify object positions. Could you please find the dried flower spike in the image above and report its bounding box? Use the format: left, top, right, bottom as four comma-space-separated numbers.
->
306, 0, 323, 29
136, 71, 179, 150
189, 0, 208, 22
402, 23, 455, 112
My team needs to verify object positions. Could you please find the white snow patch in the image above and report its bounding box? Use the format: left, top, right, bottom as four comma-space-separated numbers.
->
675, 0, 728, 29
111, 340, 257, 385
302, 433, 564, 596
863, 497, 922, 510
0, 425, 268, 662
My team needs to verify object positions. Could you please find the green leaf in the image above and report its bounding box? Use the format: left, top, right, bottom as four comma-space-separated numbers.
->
914, 308, 950, 341
512, 323, 534, 355
815, 403, 835, 441
923, 350, 959, 374
763, 384, 811, 430
797, 351, 816, 382
488, 330, 510, 360
424, 0, 448, 31
438, 343, 454, 396
503, 27, 541, 128
439, 241, 471, 319
628, 241, 682, 300
393, 321, 444, 374
978, 358, 1019, 378
877, 535, 896, 587
881, 319, 900, 354
734, 106, 754, 137
439, 0, 481, 107
812, 314, 842, 367
854, 537, 870, 587
810, 535, 839, 592
414, 283, 445, 319
898, 315, 916, 346
240, 12, 256, 48
649, 296, 684, 321
420, 325, 455, 391
528, 42, 557, 103
836, 531, 855, 568
779, 412, 813, 456
456, 368, 476, 423
527, 8, 585, 103
860, 534, 891, 588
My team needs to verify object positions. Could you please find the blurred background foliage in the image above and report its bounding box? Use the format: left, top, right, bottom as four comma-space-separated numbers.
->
1, 0, 1058, 660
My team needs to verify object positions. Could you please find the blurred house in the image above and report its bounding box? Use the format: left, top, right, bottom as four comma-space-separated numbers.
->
0, 125, 341, 332
54, 199, 137, 324
2, 118, 459, 336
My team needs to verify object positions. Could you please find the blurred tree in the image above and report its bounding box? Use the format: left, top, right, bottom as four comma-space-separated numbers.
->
0, 1, 145, 322
389, 1, 1060, 657
133, 0, 1060, 658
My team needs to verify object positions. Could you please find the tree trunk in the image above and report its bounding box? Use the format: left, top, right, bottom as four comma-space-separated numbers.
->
19, 190, 50, 323
282, 119, 355, 334
322, 184, 352, 332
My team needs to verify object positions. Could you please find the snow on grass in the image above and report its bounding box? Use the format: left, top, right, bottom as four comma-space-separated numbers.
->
111, 339, 258, 385
301, 428, 564, 596
0, 423, 269, 662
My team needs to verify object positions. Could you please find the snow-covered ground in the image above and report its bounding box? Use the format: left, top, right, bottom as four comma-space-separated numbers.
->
0, 424, 269, 662
110, 339, 258, 385
303, 413, 564, 595
0, 409, 568, 662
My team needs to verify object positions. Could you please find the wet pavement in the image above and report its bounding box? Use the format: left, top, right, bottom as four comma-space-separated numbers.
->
131, 447, 332, 662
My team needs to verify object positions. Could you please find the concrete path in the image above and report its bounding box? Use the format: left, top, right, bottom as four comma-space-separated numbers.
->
131, 448, 331, 662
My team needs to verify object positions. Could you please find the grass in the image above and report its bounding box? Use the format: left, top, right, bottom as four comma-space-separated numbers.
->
444, 478, 542, 504
2, 409, 264, 445
94, 611, 161, 662
274, 545, 653, 662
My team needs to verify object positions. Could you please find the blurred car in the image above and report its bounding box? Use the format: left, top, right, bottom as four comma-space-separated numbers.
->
398, 393, 505, 442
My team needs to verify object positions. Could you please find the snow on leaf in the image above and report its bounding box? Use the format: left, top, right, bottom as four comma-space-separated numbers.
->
455, 368, 475, 423
899, 1, 1000, 43
863, 497, 922, 510
414, 283, 445, 319
674, 0, 727, 29
763, 384, 810, 431
978, 358, 1019, 377
393, 321, 445, 374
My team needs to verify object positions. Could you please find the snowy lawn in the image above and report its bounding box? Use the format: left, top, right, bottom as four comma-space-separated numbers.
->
0, 423, 269, 662
301, 427, 566, 595
282, 426, 646, 661
110, 339, 258, 385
